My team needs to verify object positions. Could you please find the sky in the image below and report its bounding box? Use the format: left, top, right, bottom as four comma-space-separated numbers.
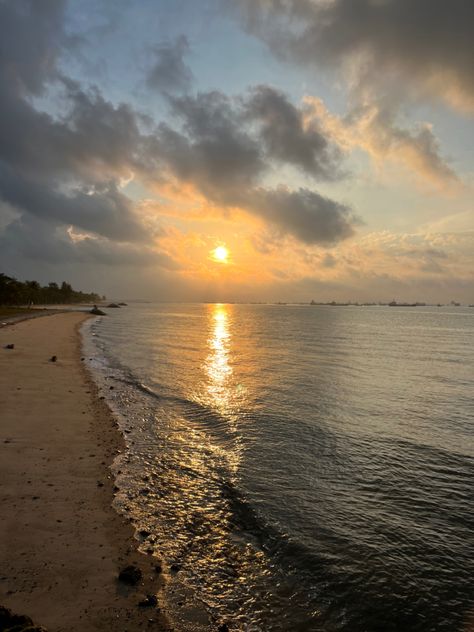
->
0, 0, 473, 302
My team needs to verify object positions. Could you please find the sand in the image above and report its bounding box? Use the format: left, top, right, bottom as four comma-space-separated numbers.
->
0, 312, 171, 631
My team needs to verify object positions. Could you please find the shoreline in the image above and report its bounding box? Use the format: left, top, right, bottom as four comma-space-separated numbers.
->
0, 312, 171, 631
82, 316, 215, 632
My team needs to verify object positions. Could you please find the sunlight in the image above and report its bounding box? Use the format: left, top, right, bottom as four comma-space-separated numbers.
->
212, 245, 229, 263
207, 304, 232, 389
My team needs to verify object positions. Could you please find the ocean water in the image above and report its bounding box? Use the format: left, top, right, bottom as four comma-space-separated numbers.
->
83, 303, 474, 631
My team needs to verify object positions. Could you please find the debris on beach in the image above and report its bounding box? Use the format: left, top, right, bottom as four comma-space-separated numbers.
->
4, 343, 14, 349
49, 355, 57, 362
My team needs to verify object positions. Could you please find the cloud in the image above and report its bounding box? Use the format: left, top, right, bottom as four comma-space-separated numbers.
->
249, 229, 474, 302
343, 230, 474, 284
157, 91, 265, 200
246, 186, 357, 245
0, 78, 155, 186
0, 214, 177, 268
304, 97, 457, 188
155, 90, 358, 244
146, 36, 193, 94
0, 1, 157, 245
0, 164, 149, 242
322, 253, 337, 268
234, 0, 470, 187
0, 0, 359, 282
0, 0, 66, 97
243, 85, 344, 179
235, 0, 474, 113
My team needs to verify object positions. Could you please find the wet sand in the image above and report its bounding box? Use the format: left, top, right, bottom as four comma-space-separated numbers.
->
0, 312, 171, 631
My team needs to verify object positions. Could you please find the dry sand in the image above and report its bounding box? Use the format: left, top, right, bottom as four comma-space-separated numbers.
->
0, 312, 172, 631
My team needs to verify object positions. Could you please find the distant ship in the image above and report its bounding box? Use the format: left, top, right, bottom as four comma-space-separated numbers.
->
389, 300, 426, 307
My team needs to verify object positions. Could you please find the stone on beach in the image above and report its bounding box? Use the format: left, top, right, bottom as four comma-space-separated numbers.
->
137, 594, 158, 608
118, 564, 143, 585
0, 605, 48, 631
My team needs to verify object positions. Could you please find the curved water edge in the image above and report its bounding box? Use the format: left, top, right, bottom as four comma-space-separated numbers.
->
81, 305, 474, 631
81, 317, 214, 631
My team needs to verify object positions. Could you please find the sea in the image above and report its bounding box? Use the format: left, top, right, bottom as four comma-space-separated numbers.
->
82, 303, 473, 632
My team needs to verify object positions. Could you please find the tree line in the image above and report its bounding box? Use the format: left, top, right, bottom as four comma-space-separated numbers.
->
0, 273, 103, 305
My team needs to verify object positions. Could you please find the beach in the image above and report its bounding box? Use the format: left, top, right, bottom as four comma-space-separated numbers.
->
0, 312, 171, 631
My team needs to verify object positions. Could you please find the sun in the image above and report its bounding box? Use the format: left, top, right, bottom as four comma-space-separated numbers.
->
212, 245, 229, 263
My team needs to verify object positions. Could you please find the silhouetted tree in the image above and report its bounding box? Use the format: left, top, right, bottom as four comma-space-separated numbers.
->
0, 273, 102, 305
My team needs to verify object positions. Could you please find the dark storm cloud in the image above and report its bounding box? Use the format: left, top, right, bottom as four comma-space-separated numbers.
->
244, 85, 343, 179
146, 36, 193, 94
0, 215, 177, 268
0, 164, 148, 242
247, 187, 357, 245
236, 0, 474, 109
0, 0, 164, 253
0, 0, 66, 97
0, 82, 150, 185
164, 87, 343, 187
158, 91, 265, 199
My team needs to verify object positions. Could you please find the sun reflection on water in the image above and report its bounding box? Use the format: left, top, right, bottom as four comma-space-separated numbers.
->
205, 304, 233, 411
201, 303, 246, 478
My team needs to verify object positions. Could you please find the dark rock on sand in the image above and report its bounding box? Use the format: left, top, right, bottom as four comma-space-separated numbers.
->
170, 563, 181, 572
154, 563, 162, 574
138, 594, 158, 608
49, 355, 57, 362
5, 343, 15, 349
118, 302, 128, 306
90, 307, 106, 315
0, 605, 48, 631
118, 564, 142, 585
107, 303, 121, 308
139, 529, 151, 538
218, 624, 229, 632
